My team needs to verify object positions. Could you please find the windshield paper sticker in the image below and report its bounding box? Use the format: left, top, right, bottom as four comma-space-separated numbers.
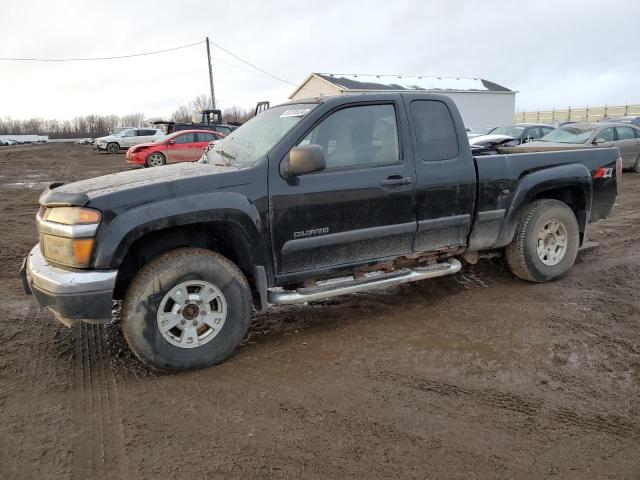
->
280, 108, 311, 118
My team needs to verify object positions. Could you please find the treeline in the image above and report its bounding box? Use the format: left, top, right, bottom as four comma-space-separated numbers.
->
0, 113, 147, 139
1, 94, 256, 139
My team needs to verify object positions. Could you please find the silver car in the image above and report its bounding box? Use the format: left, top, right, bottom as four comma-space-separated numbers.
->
515, 122, 640, 171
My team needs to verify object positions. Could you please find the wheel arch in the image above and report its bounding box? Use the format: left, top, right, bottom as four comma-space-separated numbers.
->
497, 164, 593, 247
92, 192, 272, 309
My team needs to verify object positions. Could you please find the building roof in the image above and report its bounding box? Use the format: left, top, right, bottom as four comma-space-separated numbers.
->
292, 73, 513, 98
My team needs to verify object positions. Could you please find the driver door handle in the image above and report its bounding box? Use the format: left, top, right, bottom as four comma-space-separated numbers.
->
380, 175, 412, 187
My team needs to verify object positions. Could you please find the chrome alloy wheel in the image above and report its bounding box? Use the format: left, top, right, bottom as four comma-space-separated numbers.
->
156, 280, 227, 349
536, 219, 568, 266
146, 153, 164, 167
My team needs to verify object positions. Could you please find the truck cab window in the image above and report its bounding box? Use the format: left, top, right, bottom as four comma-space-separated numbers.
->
410, 100, 458, 161
299, 104, 399, 169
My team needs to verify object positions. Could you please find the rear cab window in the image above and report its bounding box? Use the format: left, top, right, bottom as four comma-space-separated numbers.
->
410, 100, 459, 161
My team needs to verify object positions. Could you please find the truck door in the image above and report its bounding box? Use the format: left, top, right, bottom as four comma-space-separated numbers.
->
403, 97, 477, 252
269, 100, 417, 276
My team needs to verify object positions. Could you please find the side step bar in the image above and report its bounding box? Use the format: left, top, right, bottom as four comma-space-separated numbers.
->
268, 258, 462, 305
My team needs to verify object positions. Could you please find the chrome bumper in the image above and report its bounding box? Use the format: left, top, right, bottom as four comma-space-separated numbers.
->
23, 245, 117, 326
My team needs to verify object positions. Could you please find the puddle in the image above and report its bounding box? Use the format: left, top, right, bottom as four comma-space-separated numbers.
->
1, 181, 50, 189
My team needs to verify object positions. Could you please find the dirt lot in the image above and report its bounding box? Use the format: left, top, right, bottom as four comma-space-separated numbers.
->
0, 143, 639, 479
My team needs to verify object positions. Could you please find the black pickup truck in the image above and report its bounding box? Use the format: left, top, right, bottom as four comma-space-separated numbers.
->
22, 93, 621, 371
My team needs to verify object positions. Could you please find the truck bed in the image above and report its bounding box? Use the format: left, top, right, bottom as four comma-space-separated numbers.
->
468, 147, 619, 251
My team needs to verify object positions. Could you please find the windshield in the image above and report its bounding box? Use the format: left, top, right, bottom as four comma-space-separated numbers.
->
539, 126, 595, 144
115, 129, 134, 137
469, 126, 496, 135
490, 126, 525, 137
154, 131, 184, 143
202, 104, 316, 167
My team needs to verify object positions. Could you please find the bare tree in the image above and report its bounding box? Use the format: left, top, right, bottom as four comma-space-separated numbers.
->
223, 105, 254, 124
120, 112, 147, 127
171, 105, 193, 123
190, 94, 213, 113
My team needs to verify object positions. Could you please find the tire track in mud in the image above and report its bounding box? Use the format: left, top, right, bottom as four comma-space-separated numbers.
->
372, 371, 640, 440
70, 322, 131, 480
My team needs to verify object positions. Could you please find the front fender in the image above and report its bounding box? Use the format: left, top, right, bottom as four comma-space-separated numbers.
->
92, 191, 268, 270
497, 163, 593, 247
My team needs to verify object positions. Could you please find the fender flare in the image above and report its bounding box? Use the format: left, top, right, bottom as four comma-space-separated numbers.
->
496, 163, 593, 247
92, 191, 269, 272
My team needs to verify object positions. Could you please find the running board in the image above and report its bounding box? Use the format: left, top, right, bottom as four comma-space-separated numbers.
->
268, 258, 462, 305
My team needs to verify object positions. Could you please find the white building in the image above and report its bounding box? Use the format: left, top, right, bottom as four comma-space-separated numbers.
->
289, 73, 516, 129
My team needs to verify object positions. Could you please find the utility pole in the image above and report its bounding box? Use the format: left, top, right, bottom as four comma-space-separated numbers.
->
206, 37, 216, 109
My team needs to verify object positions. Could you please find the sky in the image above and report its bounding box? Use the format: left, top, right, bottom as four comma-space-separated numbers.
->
1, 0, 639, 120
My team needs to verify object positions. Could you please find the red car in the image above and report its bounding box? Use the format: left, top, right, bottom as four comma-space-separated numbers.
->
125, 129, 225, 167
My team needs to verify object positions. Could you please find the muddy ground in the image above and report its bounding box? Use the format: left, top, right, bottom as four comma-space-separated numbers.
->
0, 143, 638, 479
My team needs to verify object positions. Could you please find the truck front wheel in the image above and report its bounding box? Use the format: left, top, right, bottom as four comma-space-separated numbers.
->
505, 199, 579, 282
121, 248, 252, 371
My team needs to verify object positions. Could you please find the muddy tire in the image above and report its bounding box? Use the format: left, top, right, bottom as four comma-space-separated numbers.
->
121, 248, 251, 372
145, 152, 166, 167
505, 199, 579, 283
106, 142, 120, 154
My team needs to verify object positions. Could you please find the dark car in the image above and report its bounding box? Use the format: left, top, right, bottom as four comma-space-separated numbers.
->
23, 93, 620, 371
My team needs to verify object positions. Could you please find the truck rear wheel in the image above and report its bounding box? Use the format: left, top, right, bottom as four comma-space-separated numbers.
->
505, 199, 579, 282
121, 248, 251, 371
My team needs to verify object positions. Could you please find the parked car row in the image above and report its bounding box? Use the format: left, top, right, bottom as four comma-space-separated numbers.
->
84, 124, 228, 167
0, 139, 19, 146
467, 118, 640, 172
511, 122, 640, 171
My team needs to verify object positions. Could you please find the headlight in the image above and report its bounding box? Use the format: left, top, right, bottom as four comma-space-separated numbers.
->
43, 206, 101, 225
42, 235, 95, 267
38, 207, 101, 267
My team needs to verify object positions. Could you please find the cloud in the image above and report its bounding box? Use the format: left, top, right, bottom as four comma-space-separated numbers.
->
1, 0, 639, 119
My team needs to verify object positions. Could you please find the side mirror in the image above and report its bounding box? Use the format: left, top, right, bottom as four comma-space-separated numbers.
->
282, 144, 326, 177
593, 138, 606, 145
168, 139, 176, 145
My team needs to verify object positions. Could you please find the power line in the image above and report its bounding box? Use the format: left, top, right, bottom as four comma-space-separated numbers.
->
212, 55, 287, 81
209, 40, 297, 87
0, 40, 205, 62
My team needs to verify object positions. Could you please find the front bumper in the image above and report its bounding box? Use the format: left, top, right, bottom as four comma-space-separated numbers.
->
125, 150, 144, 164
21, 245, 117, 326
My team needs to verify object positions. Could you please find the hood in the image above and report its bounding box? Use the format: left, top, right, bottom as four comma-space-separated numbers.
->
469, 134, 514, 146
96, 135, 118, 142
39, 162, 242, 207
130, 141, 158, 150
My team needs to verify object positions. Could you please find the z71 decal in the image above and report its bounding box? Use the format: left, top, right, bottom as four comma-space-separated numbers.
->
593, 167, 613, 179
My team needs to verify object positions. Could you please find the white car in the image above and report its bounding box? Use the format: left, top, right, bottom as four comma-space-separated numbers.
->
95, 128, 164, 154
